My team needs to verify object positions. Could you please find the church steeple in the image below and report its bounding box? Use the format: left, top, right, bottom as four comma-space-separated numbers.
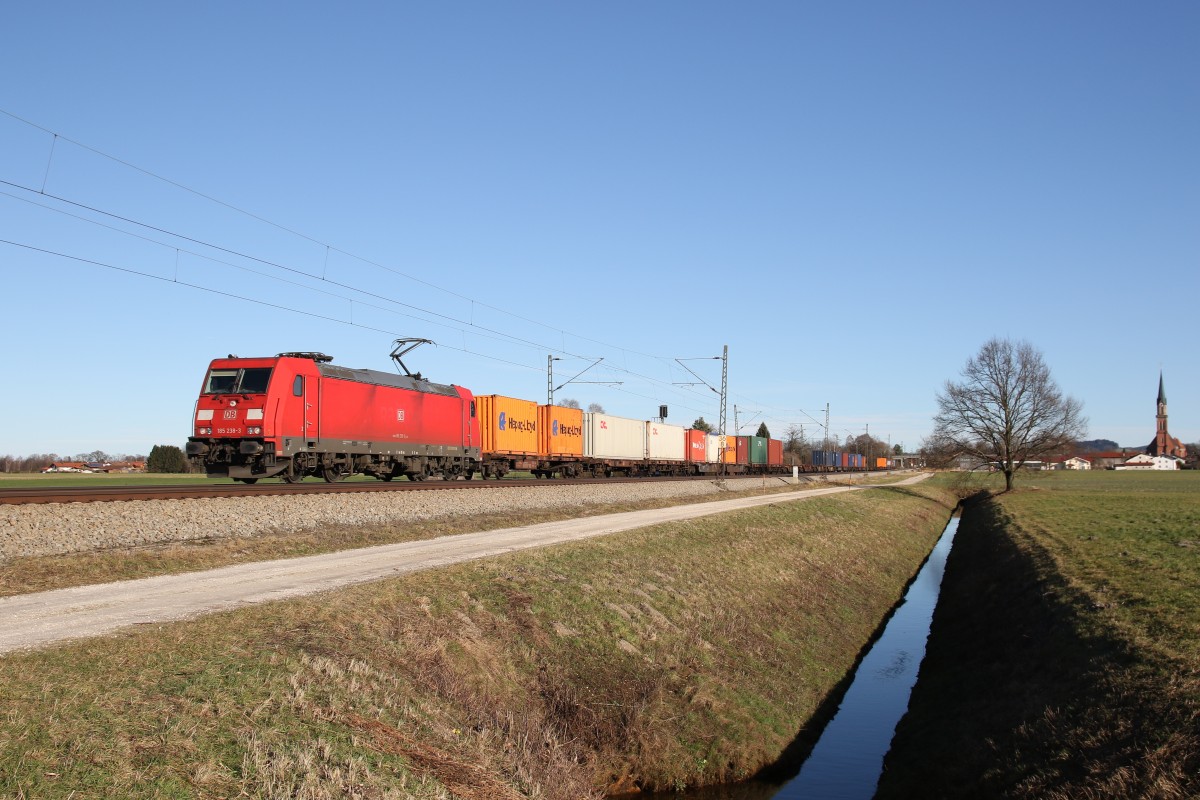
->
1149, 371, 1187, 461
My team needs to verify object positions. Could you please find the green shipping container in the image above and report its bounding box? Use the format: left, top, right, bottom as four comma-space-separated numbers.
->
749, 435, 768, 465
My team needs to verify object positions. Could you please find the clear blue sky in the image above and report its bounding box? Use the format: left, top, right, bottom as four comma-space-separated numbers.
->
2, 2, 1197, 458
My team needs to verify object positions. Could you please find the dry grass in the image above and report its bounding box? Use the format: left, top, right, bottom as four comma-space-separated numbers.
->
0, 480, 956, 798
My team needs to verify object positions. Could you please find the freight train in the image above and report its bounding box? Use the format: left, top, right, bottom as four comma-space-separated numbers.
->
185, 350, 883, 483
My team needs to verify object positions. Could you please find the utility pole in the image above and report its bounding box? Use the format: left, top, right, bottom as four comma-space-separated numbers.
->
824, 403, 830, 450
719, 344, 728, 436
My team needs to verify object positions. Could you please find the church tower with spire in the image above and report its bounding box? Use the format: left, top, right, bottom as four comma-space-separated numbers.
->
1149, 372, 1187, 459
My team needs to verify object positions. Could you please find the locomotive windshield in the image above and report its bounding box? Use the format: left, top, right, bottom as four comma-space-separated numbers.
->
204, 367, 273, 394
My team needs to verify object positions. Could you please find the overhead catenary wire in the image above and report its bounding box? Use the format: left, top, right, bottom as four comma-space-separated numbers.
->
0, 108, 825, 426
1, 107, 671, 363
0, 238, 541, 373
0, 181, 719, 407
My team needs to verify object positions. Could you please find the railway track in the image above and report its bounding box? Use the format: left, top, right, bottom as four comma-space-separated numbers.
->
0, 474, 741, 505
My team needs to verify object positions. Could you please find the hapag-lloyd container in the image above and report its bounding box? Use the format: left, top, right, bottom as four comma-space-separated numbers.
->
647, 421, 686, 461
584, 412, 646, 460
538, 405, 584, 458
477, 395, 538, 456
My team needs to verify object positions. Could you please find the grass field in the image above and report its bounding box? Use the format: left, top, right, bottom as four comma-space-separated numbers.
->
0, 471, 224, 488
879, 470, 1200, 799
0, 478, 956, 798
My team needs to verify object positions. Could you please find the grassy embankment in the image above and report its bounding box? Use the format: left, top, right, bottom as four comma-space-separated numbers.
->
879, 470, 1200, 799
0, 479, 954, 797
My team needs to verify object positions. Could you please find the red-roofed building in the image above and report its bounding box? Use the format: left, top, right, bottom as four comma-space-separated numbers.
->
42, 461, 91, 473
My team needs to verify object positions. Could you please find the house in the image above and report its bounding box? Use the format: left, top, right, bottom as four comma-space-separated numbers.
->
42, 461, 91, 473
1086, 450, 1140, 470
1114, 453, 1182, 471
1053, 456, 1091, 470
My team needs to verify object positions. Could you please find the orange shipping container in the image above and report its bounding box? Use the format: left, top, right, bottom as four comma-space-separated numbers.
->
720, 435, 737, 464
477, 395, 538, 456
876, 457, 889, 469
538, 405, 584, 458
685, 429, 707, 462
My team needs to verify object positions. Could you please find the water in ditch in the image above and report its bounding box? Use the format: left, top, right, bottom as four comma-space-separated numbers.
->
631, 514, 960, 800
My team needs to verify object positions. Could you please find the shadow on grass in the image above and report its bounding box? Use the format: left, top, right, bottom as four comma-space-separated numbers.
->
875, 493, 1199, 799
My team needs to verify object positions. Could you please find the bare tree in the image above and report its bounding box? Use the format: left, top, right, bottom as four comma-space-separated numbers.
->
559, 398, 581, 409
933, 338, 1086, 491
783, 424, 805, 454
586, 403, 606, 414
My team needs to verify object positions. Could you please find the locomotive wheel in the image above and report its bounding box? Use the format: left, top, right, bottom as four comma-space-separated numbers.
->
283, 461, 305, 483
323, 464, 346, 483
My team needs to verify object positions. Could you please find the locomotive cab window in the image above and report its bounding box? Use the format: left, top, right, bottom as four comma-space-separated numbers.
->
293, 375, 304, 397
204, 367, 274, 394
239, 368, 272, 394
204, 370, 238, 394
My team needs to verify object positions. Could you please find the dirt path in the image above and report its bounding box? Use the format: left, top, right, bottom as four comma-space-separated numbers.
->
0, 475, 928, 654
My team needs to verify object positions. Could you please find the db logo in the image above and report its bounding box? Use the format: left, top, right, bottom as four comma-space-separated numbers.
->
223, 410, 237, 420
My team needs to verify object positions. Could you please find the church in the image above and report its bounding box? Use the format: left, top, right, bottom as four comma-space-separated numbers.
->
1148, 372, 1187, 460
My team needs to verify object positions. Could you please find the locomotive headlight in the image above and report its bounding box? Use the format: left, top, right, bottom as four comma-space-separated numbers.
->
198, 427, 212, 435
248, 426, 262, 435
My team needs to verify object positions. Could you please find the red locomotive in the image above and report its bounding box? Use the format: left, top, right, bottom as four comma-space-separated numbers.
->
186, 345, 480, 483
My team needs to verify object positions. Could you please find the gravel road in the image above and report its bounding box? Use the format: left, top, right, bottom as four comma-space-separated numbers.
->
0, 475, 927, 654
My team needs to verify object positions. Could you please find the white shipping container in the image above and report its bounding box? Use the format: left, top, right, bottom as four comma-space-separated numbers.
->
706, 434, 722, 464
646, 421, 687, 461
584, 413, 646, 460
